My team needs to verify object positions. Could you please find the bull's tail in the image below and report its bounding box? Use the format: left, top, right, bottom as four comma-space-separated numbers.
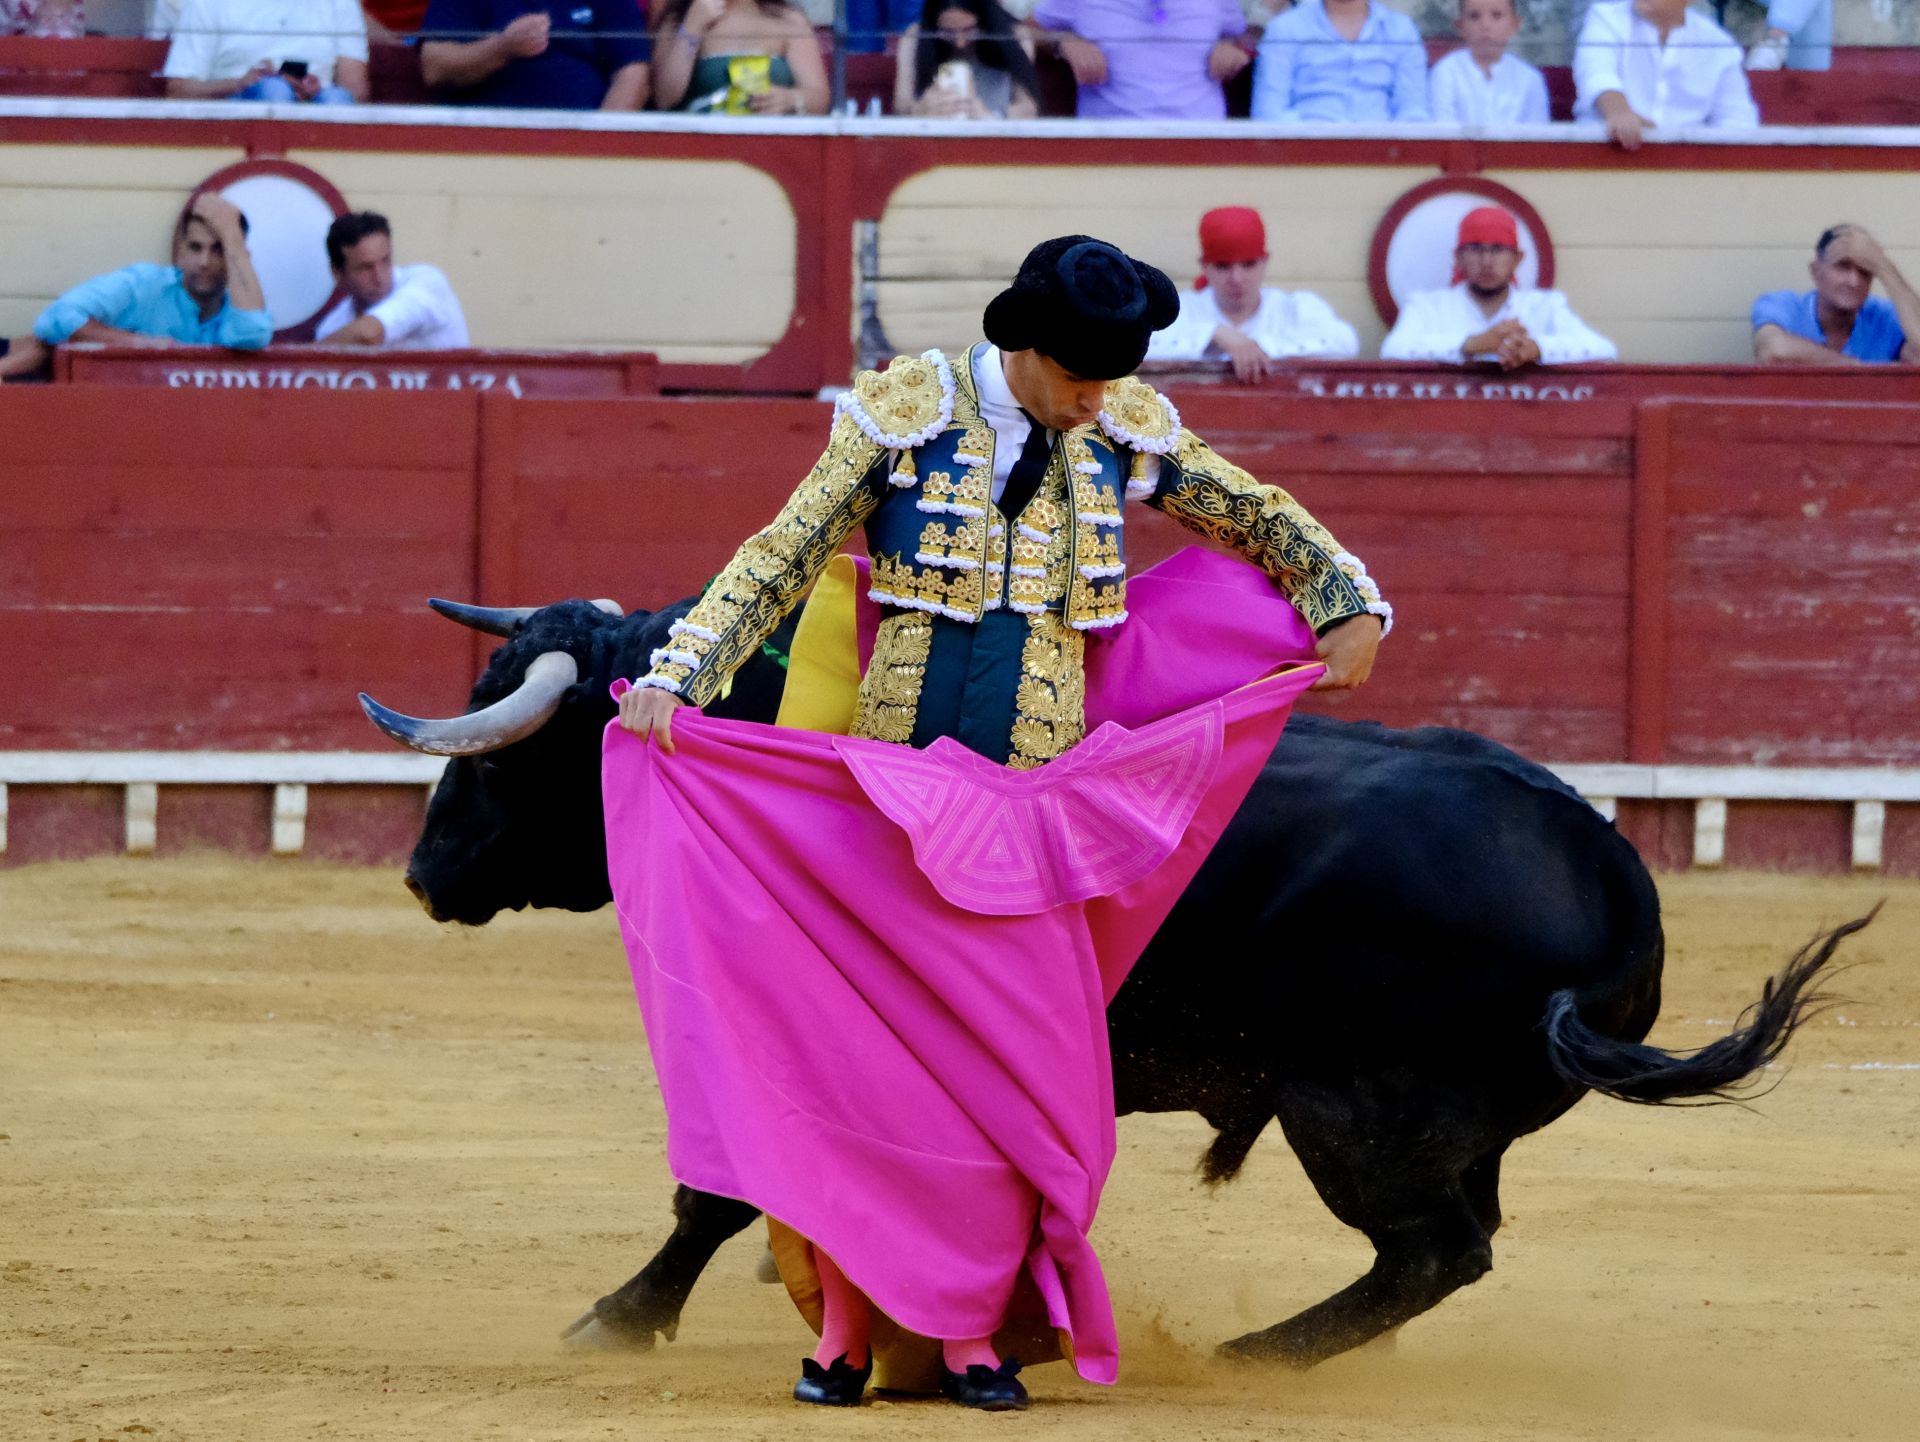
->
1543, 910, 1874, 1106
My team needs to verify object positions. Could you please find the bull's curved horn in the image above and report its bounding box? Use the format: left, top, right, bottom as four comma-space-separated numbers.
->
428, 597, 624, 634
357, 650, 579, 757
428, 599, 540, 636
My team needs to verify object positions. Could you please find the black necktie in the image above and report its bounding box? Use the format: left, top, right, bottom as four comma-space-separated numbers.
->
997, 410, 1052, 521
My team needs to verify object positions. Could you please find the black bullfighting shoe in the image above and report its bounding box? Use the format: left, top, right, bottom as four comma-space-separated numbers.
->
938, 1357, 1029, 1411
792, 1353, 872, 1406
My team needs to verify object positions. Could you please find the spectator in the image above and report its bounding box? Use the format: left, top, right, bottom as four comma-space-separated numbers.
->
1745, 0, 1831, 73
892, 0, 1040, 119
0, 333, 51, 382
651, 0, 830, 114
316, 212, 472, 349
162, 0, 372, 103
1030, 0, 1250, 121
1752, 223, 1917, 366
1380, 206, 1617, 368
1429, 0, 1548, 127
420, 1, 652, 110
26, 193, 272, 354
1573, 0, 1756, 151
844, 0, 920, 53
3, 0, 84, 36
1145, 205, 1359, 379
1251, 0, 1429, 123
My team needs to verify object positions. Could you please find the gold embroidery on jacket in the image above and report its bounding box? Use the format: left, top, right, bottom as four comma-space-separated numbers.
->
642, 412, 885, 706
1149, 429, 1369, 634
1008, 613, 1087, 769
851, 613, 933, 745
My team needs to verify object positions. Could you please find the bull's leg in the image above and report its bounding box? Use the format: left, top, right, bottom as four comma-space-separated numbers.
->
1218, 1083, 1499, 1369
560, 1185, 762, 1349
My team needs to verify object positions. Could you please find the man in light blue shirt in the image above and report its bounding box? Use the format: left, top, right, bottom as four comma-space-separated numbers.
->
1251, 0, 1430, 123
32, 193, 273, 352
1752, 224, 1917, 367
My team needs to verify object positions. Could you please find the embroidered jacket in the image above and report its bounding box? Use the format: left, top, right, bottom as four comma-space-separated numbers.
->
641, 346, 1391, 725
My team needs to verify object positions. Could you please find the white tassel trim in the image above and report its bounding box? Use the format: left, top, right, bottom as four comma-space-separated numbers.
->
1125, 477, 1156, 502
1009, 600, 1049, 615
915, 552, 983, 571
648, 647, 705, 670
917, 499, 986, 518
633, 673, 684, 694
867, 588, 982, 624
1077, 563, 1126, 580
667, 619, 720, 645
1330, 549, 1392, 634
833, 348, 956, 450
1096, 391, 1180, 453
1079, 511, 1122, 529
1071, 610, 1130, 631
1017, 524, 1051, 543
1010, 564, 1046, 578
953, 451, 989, 465
987, 524, 1005, 538
1072, 461, 1102, 474
1366, 601, 1395, 638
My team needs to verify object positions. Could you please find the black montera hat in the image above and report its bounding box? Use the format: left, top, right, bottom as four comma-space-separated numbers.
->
983, 236, 1181, 381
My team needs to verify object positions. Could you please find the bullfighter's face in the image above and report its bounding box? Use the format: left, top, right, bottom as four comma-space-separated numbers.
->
1002, 347, 1111, 433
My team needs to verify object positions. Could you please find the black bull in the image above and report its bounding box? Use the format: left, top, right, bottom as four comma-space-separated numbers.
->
368, 596, 1863, 1369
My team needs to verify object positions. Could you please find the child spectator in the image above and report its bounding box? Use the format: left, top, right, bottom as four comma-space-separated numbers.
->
651, 0, 830, 114
3, 0, 84, 36
892, 0, 1040, 119
161, 0, 371, 103
1430, 0, 1548, 127
1251, 0, 1429, 124
421, 2, 653, 111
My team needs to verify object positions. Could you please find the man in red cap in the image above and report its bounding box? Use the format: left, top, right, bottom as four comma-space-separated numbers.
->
1381, 205, 1616, 369
1145, 206, 1359, 382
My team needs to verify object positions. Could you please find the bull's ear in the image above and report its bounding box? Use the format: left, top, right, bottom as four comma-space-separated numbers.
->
429, 599, 540, 636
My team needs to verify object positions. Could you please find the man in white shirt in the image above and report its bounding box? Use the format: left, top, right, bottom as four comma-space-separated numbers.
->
1573, 0, 1757, 151
1144, 207, 1359, 382
162, 0, 370, 103
1380, 207, 1617, 368
1429, 0, 1550, 127
316, 212, 471, 349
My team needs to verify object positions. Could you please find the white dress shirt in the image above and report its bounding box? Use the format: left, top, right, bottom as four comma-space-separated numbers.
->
1379, 284, 1619, 365
1428, 48, 1551, 127
316, 264, 471, 349
1573, 1, 1758, 129
1147, 288, 1361, 363
161, 0, 369, 87
970, 344, 1161, 499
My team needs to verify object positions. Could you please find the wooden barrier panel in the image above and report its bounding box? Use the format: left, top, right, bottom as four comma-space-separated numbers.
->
57, 346, 664, 398
0, 387, 483, 751
1651, 399, 1920, 767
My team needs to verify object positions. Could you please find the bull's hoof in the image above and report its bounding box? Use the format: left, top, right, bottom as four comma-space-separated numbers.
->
560, 1307, 677, 1351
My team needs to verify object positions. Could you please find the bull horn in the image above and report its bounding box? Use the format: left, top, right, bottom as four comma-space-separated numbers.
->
357, 650, 579, 757
428, 599, 539, 636
429, 597, 624, 635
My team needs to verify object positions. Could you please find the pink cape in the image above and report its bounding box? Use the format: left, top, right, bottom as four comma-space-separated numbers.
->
603, 549, 1323, 1384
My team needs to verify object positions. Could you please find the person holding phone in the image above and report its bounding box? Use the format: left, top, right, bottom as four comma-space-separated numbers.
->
161, 0, 371, 104
893, 0, 1040, 119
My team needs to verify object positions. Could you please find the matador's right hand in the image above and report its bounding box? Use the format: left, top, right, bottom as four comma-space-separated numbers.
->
619, 685, 687, 752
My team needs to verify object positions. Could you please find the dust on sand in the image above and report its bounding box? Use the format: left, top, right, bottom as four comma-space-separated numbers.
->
2, 859, 1915, 1442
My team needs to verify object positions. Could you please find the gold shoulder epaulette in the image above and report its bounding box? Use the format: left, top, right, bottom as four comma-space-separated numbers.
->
834, 349, 957, 449
1097, 375, 1182, 455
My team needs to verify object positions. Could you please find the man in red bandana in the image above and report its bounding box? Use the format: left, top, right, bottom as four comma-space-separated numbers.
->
1381, 206, 1617, 369
1145, 206, 1359, 382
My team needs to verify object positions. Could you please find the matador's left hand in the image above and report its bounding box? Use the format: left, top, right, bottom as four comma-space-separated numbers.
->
1311, 614, 1383, 693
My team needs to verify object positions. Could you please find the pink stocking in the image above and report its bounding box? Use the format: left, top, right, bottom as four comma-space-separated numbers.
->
942, 1336, 1001, 1372
812, 1247, 871, 1368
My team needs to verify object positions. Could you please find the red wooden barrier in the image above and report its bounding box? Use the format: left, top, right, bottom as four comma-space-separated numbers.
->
57, 345, 664, 399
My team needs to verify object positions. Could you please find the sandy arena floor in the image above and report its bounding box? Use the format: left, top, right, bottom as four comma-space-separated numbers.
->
2, 858, 1916, 1442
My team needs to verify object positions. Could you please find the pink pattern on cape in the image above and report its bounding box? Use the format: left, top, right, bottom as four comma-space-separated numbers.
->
603, 549, 1323, 1385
